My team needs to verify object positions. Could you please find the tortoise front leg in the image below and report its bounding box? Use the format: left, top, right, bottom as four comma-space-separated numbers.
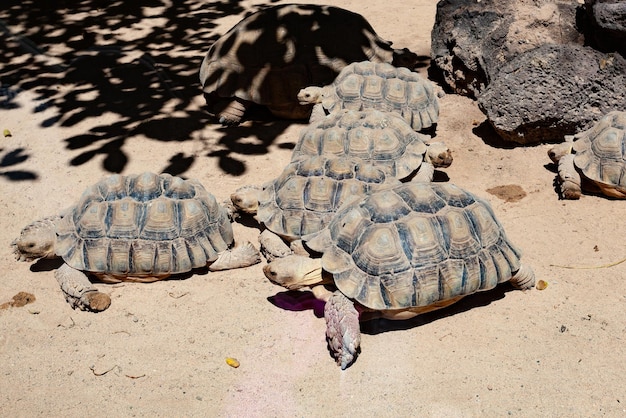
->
557, 154, 582, 199
258, 229, 292, 262
55, 264, 111, 312
325, 290, 361, 369
412, 161, 435, 183
216, 97, 249, 126
208, 241, 261, 271
308, 104, 327, 125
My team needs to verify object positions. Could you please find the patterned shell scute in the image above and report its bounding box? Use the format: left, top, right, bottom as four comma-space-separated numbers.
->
306, 182, 523, 311
199, 4, 400, 117
292, 109, 428, 180
256, 156, 399, 241
323, 61, 439, 130
54, 173, 233, 277
572, 111, 626, 190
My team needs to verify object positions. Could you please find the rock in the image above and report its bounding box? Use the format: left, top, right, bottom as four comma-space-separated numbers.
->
477, 44, 626, 144
430, 0, 626, 144
582, 0, 626, 55
430, 0, 584, 98
430, 0, 506, 98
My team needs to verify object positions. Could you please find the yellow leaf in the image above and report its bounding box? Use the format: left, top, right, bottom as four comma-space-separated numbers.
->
225, 357, 240, 368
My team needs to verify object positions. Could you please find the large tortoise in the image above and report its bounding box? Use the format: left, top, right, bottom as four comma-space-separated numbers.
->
13, 172, 261, 311
297, 61, 440, 130
548, 110, 626, 199
199, 4, 419, 125
291, 109, 452, 182
263, 182, 535, 369
231, 155, 400, 261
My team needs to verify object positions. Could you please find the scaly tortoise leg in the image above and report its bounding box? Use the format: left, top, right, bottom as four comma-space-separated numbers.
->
208, 241, 261, 271
557, 154, 582, 199
55, 264, 111, 312
308, 104, 327, 125
324, 290, 361, 370
509, 264, 535, 290
216, 98, 249, 126
258, 229, 292, 262
412, 161, 435, 183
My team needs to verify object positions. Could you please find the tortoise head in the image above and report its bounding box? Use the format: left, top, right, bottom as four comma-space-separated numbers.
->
263, 255, 325, 290
13, 218, 59, 262
230, 185, 261, 214
297, 87, 323, 105
392, 48, 419, 70
547, 140, 574, 164
426, 142, 453, 168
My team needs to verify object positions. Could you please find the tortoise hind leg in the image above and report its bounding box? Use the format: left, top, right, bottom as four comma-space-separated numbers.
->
55, 264, 111, 312
325, 291, 361, 369
509, 264, 535, 290
208, 241, 261, 271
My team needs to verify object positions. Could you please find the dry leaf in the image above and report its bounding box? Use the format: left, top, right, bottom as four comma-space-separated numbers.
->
225, 357, 240, 368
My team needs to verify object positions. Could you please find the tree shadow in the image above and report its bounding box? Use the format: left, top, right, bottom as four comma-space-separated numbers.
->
0, 1, 423, 179
0, 0, 287, 177
0, 147, 38, 180
205, 117, 302, 175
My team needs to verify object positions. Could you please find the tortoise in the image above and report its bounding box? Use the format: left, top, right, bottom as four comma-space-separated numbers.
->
13, 172, 261, 312
291, 109, 452, 182
199, 4, 419, 125
548, 110, 626, 199
230, 155, 400, 261
297, 61, 440, 130
263, 182, 535, 369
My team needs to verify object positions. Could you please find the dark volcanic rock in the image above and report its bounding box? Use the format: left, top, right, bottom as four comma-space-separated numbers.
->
583, 0, 626, 55
430, 0, 626, 144
430, 0, 584, 98
477, 44, 626, 144
430, 0, 508, 98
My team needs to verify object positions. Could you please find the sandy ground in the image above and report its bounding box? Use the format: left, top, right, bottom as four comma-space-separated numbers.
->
1, 1, 625, 416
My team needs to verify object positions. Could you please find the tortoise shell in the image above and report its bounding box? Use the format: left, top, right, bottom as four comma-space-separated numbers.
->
257, 155, 400, 241
311, 61, 439, 131
292, 109, 432, 181
54, 172, 233, 278
304, 182, 527, 311
572, 110, 626, 193
199, 4, 412, 120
